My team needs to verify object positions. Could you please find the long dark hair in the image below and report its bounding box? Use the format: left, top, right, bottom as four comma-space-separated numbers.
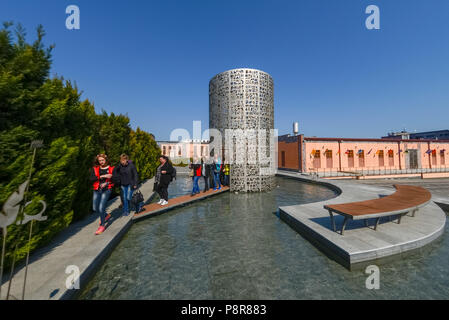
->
159, 155, 172, 166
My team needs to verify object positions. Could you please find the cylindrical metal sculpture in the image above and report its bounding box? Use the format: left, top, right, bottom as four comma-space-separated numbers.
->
209, 68, 275, 192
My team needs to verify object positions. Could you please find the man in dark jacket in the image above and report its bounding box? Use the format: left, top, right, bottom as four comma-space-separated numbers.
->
205, 156, 214, 191
113, 154, 139, 216
201, 156, 211, 192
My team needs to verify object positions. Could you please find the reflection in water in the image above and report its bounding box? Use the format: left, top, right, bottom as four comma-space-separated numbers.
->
80, 177, 449, 299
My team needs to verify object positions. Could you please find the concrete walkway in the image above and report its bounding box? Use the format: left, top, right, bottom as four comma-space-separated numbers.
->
0, 174, 229, 300
0, 178, 155, 300
134, 186, 230, 221
277, 171, 447, 270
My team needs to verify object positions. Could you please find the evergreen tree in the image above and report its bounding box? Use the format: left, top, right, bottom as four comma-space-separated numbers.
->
129, 127, 161, 180
0, 22, 160, 268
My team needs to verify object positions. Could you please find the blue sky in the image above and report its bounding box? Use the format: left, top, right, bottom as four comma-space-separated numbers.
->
1, 0, 448, 140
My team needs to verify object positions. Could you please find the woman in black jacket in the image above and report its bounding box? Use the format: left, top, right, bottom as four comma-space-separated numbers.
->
155, 155, 174, 206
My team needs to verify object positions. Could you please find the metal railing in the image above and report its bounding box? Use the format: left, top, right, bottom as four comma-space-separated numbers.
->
306, 166, 449, 178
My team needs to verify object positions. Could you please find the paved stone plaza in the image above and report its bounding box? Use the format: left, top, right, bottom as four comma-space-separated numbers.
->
351, 178, 449, 213
352, 178, 449, 206
277, 172, 448, 269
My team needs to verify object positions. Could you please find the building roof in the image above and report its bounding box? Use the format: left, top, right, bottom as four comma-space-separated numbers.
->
157, 139, 210, 144
382, 129, 449, 140
303, 137, 449, 143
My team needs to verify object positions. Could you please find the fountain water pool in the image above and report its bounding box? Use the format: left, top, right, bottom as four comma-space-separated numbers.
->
80, 176, 449, 299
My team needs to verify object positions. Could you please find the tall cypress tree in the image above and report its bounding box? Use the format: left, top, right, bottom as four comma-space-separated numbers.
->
0, 23, 160, 268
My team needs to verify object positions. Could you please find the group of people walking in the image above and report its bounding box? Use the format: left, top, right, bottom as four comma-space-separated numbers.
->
90, 153, 139, 235
189, 155, 230, 196
90, 154, 176, 235
90, 153, 229, 235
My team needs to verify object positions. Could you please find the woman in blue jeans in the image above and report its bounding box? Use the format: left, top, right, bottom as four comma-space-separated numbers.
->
190, 158, 202, 196
114, 154, 139, 216
212, 155, 222, 190
90, 154, 115, 235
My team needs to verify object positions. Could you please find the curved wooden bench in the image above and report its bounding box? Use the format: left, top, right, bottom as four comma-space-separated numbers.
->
323, 185, 432, 235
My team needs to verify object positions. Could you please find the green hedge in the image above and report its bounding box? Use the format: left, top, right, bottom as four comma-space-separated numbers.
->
0, 23, 160, 269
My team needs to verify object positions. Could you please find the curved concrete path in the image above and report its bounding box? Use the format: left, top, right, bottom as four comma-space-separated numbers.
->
277, 171, 447, 270
0, 178, 155, 300
133, 186, 230, 221
0, 175, 229, 300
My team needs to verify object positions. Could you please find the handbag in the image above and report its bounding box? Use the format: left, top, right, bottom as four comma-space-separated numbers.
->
131, 189, 145, 213
132, 189, 144, 205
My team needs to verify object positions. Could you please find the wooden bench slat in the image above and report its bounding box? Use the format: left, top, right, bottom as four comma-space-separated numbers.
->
324, 185, 431, 217
323, 185, 431, 234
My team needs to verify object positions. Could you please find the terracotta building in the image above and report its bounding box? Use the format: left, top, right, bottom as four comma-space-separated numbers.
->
157, 140, 210, 160
278, 134, 449, 178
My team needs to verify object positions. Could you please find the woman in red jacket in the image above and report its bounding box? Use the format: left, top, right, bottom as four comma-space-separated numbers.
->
90, 154, 115, 235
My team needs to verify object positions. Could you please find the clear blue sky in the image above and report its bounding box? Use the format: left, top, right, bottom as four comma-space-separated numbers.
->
1, 0, 448, 140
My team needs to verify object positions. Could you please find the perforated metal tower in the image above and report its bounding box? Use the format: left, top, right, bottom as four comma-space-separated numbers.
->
209, 68, 275, 192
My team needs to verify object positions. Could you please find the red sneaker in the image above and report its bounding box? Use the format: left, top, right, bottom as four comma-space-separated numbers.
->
95, 225, 106, 235
99, 214, 111, 225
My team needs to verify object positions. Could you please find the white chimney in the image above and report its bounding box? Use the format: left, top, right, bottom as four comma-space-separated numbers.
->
293, 122, 299, 135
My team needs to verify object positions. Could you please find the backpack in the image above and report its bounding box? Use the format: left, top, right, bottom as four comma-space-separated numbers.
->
171, 167, 177, 181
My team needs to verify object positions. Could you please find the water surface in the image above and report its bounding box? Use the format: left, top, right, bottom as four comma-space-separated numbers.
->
80, 176, 449, 299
